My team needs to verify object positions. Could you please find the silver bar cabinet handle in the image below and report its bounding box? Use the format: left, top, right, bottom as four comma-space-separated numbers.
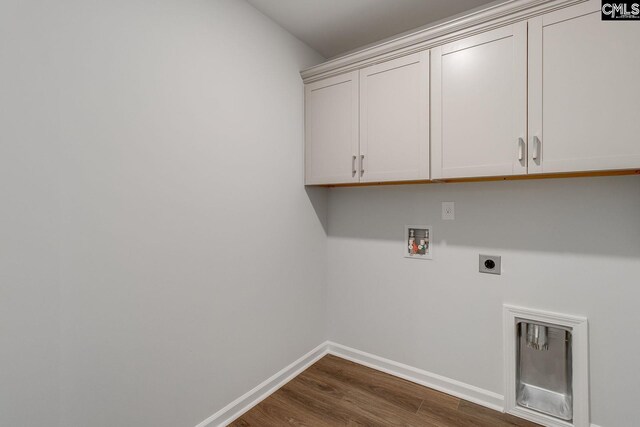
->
352, 155, 357, 176
360, 154, 365, 176
532, 136, 541, 161
518, 137, 525, 162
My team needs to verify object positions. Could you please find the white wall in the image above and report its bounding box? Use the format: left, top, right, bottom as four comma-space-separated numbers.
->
2, 1, 327, 426
327, 176, 640, 427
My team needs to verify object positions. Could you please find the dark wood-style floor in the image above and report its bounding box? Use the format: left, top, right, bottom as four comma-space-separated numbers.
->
230, 354, 540, 426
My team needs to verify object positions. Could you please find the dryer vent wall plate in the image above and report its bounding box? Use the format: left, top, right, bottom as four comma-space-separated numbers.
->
503, 305, 589, 427
405, 225, 432, 260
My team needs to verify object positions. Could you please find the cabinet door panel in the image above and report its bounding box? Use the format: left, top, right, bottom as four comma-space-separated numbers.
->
431, 24, 527, 179
360, 51, 430, 182
305, 71, 359, 185
529, 0, 640, 174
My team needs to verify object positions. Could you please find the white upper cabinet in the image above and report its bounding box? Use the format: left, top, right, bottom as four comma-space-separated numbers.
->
303, 0, 640, 186
528, 0, 640, 174
305, 71, 359, 185
305, 52, 429, 185
431, 23, 527, 179
359, 51, 430, 182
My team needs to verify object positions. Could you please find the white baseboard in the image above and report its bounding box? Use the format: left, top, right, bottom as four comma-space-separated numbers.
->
326, 341, 505, 412
195, 341, 329, 427
196, 340, 601, 427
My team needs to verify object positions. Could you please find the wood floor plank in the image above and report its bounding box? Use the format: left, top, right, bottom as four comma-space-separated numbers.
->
417, 400, 498, 427
277, 371, 383, 425
457, 400, 540, 427
232, 355, 541, 427
416, 398, 540, 427
299, 367, 435, 426
310, 354, 426, 413
229, 396, 295, 426
228, 417, 251, 426
417, 387, 460, 412
229, 392, 335, 427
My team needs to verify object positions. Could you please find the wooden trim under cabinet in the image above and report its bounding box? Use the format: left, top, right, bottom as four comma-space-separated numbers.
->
310, 169, 640, 188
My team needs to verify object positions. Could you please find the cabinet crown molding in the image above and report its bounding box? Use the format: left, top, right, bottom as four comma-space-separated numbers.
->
301, 0, 586, 83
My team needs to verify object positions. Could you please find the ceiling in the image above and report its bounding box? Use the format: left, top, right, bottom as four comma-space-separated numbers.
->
247, 0, 501, 59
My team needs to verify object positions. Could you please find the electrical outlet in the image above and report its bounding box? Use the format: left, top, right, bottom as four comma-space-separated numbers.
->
479, 255, 501, 275
442, 202, 455, 220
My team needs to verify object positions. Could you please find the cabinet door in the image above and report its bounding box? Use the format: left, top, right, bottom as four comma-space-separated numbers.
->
529, 0, 640, 174
359, 51, 430, 182
305, 71, 359, 185
431, 23, 527, 179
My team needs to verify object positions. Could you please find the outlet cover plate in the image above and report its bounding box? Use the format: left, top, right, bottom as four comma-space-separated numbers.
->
442, 202, 455, 220
479, 254, 501, 275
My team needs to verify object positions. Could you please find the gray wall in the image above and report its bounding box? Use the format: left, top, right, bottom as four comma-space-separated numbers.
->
1, 1, 327, 426
4, 1, 639, 426
0, 2, 61, 424
327, 175, 640, 427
